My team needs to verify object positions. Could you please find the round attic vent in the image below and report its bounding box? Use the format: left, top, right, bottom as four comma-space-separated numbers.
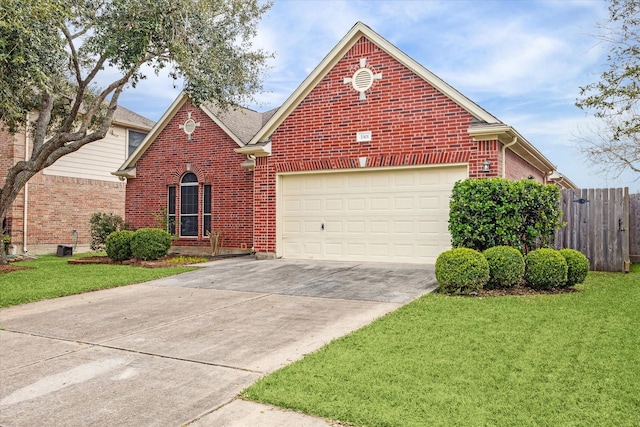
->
183, 118, 197, 135
351, 67, 374, 93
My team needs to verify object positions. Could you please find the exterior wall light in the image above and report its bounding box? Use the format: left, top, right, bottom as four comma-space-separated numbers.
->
482, 159, 491, 173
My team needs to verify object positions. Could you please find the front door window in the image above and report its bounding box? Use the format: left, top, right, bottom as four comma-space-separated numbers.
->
180, 173, 198, 237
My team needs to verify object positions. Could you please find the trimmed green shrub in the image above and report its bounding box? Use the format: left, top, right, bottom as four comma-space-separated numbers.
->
448, 178, 563, 253
90, 212, 125, 251
105, 230, 134, 261
560, 249, 590, 286
130, 228, 172, 261
435, 248, 490, 295
524, 248, 568, 289
483, 246, 525, 289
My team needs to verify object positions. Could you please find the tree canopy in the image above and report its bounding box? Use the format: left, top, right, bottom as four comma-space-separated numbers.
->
576, 0, 640, 178
0, 0, 271, 261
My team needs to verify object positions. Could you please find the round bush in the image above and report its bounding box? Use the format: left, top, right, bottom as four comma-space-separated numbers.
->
524, 248, 568, 289
130, 228, 172, 261
105, 230, 134, 261
435, 248, 489, 295
559, 249, 590, 286
483, 246, 525, 289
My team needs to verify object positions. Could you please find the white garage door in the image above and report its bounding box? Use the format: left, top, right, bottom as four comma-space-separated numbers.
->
279, 165, 467, 264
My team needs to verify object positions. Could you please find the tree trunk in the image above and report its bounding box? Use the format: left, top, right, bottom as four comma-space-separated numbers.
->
0, 240, 7, 264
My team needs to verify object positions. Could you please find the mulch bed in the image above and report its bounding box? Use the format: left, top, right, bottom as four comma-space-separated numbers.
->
67, 255, 205, 268
0, 264, 33, 274
476, 286, 579, 297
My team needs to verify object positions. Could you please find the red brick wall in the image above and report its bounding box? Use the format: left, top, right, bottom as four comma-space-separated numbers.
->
505, 149, 546, 182
0, 129, 24, 247
125, 101, 254, 251
26, 173, 125, 252
1, 128, 127, 254
253, 36, 499, 254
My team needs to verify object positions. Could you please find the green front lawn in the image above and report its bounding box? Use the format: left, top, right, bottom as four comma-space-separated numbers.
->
0, 254, 196, 308
243, 265, 640, 426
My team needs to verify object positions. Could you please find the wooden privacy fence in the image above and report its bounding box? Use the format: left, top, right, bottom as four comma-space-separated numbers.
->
555, 188, 636, 272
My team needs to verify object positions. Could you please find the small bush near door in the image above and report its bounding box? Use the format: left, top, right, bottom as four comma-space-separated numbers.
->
130, 228, 172, 261
435, 248, 489, 295
560, 249, 590, 286
525, 248, 568, 289
105, 230, 134, 261
483, 246, 525, 289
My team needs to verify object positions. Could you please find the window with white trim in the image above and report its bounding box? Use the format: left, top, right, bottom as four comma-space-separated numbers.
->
180, 173, 199, 237
128, 130, 147, 156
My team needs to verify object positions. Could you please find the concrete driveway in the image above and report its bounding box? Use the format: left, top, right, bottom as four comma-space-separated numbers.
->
0, 258, 436, 426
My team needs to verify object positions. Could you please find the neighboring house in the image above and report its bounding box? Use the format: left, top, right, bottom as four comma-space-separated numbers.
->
1, 107, 154, 255
115, 22, 575, 264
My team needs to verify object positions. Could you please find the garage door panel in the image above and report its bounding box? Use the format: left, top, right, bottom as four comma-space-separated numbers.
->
346, 243, 366, 257
303, 220, 322, 233
325, 242, 344, 257
393, 221, 414, 234
370, 220, 389, 233
280, 166, 466, 264
393, 197, 414, 210
347, 198, 366, 211
303, 241, 322, 256
325, 198, 343, 211
395, 173, 416, 187
304, 199, 322, 211
283, 220, 300, 233
347, 220, 365, 233
370, 197, 389, 210
324, 220, 342, 233
283, 199, 302, 212
371, 174, 390, 187
370, 244, 389, 256
418, 196, 440, 209
417, 220, 441, 234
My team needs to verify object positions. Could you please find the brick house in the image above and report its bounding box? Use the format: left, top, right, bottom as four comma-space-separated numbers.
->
115, 22, 575, 264
2, 107, 154, 255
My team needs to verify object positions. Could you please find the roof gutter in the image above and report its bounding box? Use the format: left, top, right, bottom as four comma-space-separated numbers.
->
112, 167, 136, 179
502, 136, 518, 178
468, 124, 555, 174
235, 141, 271, 157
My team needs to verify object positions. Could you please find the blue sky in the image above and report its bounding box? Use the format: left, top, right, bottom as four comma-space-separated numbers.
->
115, 0, 639, 192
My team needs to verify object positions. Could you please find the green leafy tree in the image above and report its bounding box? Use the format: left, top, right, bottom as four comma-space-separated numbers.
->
576, 0, 640, 179
0, 0, 271, 263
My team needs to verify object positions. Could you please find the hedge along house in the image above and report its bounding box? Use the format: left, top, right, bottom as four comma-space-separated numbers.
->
115, 22, 575, 263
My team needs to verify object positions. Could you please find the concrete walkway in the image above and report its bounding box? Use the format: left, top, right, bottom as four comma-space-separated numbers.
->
0, 258, 436, 426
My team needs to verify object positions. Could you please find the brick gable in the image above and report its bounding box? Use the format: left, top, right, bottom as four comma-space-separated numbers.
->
252, 37, 497, 254
125, 101, 253, 252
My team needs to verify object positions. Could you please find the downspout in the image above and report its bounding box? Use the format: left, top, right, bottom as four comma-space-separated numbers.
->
502, 136, 518, 178
23, 117, 29, 254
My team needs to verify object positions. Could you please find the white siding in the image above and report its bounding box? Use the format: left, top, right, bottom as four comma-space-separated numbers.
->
44, 125, 129, 182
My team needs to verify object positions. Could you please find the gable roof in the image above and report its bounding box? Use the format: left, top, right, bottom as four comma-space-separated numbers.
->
246, 21, 501, 146
114, 94, 270, 177
113, 106, 155, 130
201, 102, 265, 144
238, 21, 564, 181
116, 21, 571, 184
